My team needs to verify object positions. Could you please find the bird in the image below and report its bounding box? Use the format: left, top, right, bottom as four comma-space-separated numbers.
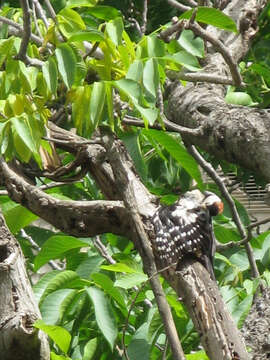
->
152, 189, 223, 280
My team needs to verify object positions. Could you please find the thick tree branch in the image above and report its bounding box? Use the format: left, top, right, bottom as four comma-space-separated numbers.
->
0, 158, 130, 238
175, 259, 250, 360
165, 1, 270, 182
99, 128, 186, 360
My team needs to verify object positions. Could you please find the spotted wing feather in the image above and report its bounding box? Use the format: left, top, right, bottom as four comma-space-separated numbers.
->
152, 198, 215, 278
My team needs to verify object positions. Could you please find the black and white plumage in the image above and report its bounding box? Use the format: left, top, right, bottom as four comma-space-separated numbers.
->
152, 190, 223, 279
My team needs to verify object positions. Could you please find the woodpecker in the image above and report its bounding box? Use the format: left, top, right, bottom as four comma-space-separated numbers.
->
152, 190, 223, 279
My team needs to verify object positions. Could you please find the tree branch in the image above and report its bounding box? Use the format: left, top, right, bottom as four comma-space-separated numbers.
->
0, 158, 130, 238
16, 0, 44, 67
0, 208, 50, 359
99, 128, 186, 360
186, 145, 260, 279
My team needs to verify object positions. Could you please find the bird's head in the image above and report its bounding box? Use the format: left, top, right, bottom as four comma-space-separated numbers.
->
203, 191, 224, 216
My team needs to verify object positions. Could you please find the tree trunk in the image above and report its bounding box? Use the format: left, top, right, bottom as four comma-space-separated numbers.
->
0, 209, 50, 360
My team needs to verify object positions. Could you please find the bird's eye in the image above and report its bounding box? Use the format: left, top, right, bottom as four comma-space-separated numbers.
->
198, 211, 208, 222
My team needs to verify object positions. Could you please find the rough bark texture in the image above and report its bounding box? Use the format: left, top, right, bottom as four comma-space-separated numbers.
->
0, 125, 249, 359
0, 209, 50, 360
166, 0, 270, 181
0, 1, 269, 358
175, 260, 249, 360
0, 158, 130, 238
241, 288, 270, 360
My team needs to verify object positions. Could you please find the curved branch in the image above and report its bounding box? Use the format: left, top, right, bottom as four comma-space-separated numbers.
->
0, 158, 130, 237
166, 1, 270, 182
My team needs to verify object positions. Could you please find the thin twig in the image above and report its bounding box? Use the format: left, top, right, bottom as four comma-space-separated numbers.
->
0, 14, 53, 50
122, 115, 203, 136
31, 0, 44, 39
17, 0, 43, 67
186, 144, 260, 278
167, 0, 191, 12
122, 262, 179, 360
20, 229, 63, 270
93, 236, 116, 265
43, 0, 57, 22
141, 0, 148, 35
32, 0, 49, 29
187, 21, 242, 86
159, 18, 242, 86
184, 0, 197, 6
93, 236, 152, 310
18, 0, 32, 59
218, 217, 270, 251
167, 71, 245, 86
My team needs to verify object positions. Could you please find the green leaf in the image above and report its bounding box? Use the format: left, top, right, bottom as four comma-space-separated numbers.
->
143, 129, 202, 187
87, 5, 121, 20
89, 82, 106, 132
166, 51, 201, 71
186, 351, 209, 359
58, 8, 85, 38
91, 272, 126, 310
225, 92, 257, 106
178, 30, 204, 58
0, 37, 15, 68
147, 35, 165, 57
1, 201, 38, 234
127, 60, 144, 82
66, 0, 96, 7
50, 352, 70, 360
214, 223, 241, 244
114, 78, 142, 102
11, 116, 37, 154
127, 323, 151, 360
72, 85, 91, 134
114, 79, 159, 124
232, 294, 253, 328
134, 104, 158, 126
18, 62, 39, 92
0, 121, 11, 156
68, 30, 105, 43
76, 255, 104, 279
86, 286, 117, 351
101, 263, 141, 273
121, 132, 147, 181
249, 63, 270, 85
34, 235, 88, 271
33, 270, 61, 304
40, 288, 75, 324
42, 57, 58, 95
35, 320, 71, 353
229, 249, 250, 272
115, 273, 148, 289
143, 58, 159, 100
180, 7, 237, 33
106, 17, 124, 46
105, 82, 114, 129
83, 338, 98, 360
37, 270, 80, 305
55, 43, 77, 89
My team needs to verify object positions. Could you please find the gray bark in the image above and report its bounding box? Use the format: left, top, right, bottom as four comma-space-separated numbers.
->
166, 0, 270, 181
0, 209, 50, 360
0, 125, 249, 359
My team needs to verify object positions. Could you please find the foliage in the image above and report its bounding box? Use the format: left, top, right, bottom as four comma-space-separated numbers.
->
0, 1, 270, 359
